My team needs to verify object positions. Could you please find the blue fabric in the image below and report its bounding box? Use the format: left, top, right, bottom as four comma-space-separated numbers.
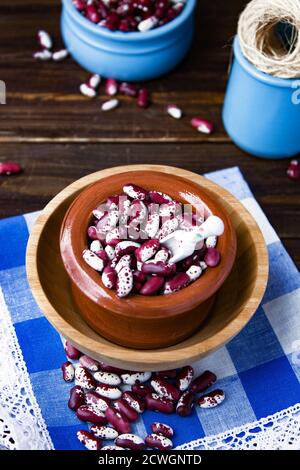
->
0, 167, 299, 450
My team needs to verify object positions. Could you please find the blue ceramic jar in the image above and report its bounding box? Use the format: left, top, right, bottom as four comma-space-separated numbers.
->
223, 36, 300, 159
61, 0, 197, 81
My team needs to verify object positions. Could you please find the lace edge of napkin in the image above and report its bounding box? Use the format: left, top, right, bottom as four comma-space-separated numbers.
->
0, 287, 53, 450
176, 403, 300, 450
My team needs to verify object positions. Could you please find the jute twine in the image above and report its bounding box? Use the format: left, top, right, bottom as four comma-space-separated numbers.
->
238, 0, 300, 78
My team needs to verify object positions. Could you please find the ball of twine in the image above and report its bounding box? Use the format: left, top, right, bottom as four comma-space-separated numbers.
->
238, 0, 300, 78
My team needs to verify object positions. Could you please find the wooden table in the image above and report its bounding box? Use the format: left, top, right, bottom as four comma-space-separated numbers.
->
0, 0, 299, 268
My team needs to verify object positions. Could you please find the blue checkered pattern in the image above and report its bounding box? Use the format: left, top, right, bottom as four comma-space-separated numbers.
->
0, 167, 299, 450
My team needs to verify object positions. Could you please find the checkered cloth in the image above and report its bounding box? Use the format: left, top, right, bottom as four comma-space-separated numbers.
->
0, 167, 299, 450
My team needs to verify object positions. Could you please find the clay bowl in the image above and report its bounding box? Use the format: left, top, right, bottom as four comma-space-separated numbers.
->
59, 170, 236, 349
26, 165, 268, 370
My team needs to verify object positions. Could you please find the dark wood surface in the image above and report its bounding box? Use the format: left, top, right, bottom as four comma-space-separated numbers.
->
0, 0, 299, 268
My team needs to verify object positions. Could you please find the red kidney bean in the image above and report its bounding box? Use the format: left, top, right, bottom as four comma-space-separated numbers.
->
176, 391, 195, 417
91, 425, 118, 440
131, 383, 153, 398
204, 248, 221, 267
87, 225, 98, 240
85, 392, 110, 412
79, 355, 100, 372
132, 270, 147, 284
102, 264, 117, 289
114, 398, 139, 422
141, 261, 174, 277
135, 239, 160, 262
176, 365, 194, 391
75, 365, 97, 390
164, 272, 190, 294
156, 369, 177, 379
151, 422, 174, 438
119, 82, 138, 96
190, 370, 217, 393
99, 362, 128, 375
115, 240, 140, 258
77, 405, 107, 425
198, 389, 225, 408
181, 252, 201, 270
145, 433, 173, 450
149, 191, 172, 204
287, 160, 300, 180
137, 88, 150, 108
61, 361, 75, 382
68, 386, 85, 411
0, 161, 22, 176
145, 393, 174, 414
72, 0, 86, 12
65, 341, 81, 360
105, 407, 131, 434
140, 276, 165, 296
77, 430, 102, 450
122, 391, 145, 413
86, 4, 101, 23
151, 377, 180, 401
116, 434, 145, 450
96, 384, 122, 400
105, 78, 118, 96
191, 117, 214, 134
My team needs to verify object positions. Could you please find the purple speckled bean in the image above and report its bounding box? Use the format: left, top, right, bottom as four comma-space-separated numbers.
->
77, 405, 107, 425
77, 430, 102, 450
123, 183, 148, 201
61, 361, 75, 382
176, 391, 195, 417
116, 433, 145, 450
164, 272, 190, 294
75, 365, 97, 390
145, 433, 173, 450
176, 366, 194, 392
122, 391, 145, 413
198, 389, 225, 408
151, 422, 174, 438
68, 386, 85, 411
150, 376, 180, 401
204, 248, 221, 267
85, 392, 110, 412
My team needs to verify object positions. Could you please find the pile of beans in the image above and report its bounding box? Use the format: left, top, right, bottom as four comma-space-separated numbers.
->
63, 341, 225, 450
73, 0, 186, 32
83, 183, 221, 297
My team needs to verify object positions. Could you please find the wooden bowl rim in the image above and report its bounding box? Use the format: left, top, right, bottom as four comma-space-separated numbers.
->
59, 170, 237, 318
26, 165, 269, 370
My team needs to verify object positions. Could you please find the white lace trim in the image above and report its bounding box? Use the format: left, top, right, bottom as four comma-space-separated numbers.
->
176, 403, 300, 450
0, 287, 53, 450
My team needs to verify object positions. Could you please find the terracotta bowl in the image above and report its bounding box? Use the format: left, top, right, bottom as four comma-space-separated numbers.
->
59, 170, 237, 349
26, 165, 268, 370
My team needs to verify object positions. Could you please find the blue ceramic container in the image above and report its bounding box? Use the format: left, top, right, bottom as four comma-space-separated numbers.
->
61, 0, 196, 81
223, 36, 300, 159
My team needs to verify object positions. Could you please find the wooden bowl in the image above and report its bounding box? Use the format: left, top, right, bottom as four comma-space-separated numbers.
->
26, 165, 268, 370
60, 171, 236, 349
